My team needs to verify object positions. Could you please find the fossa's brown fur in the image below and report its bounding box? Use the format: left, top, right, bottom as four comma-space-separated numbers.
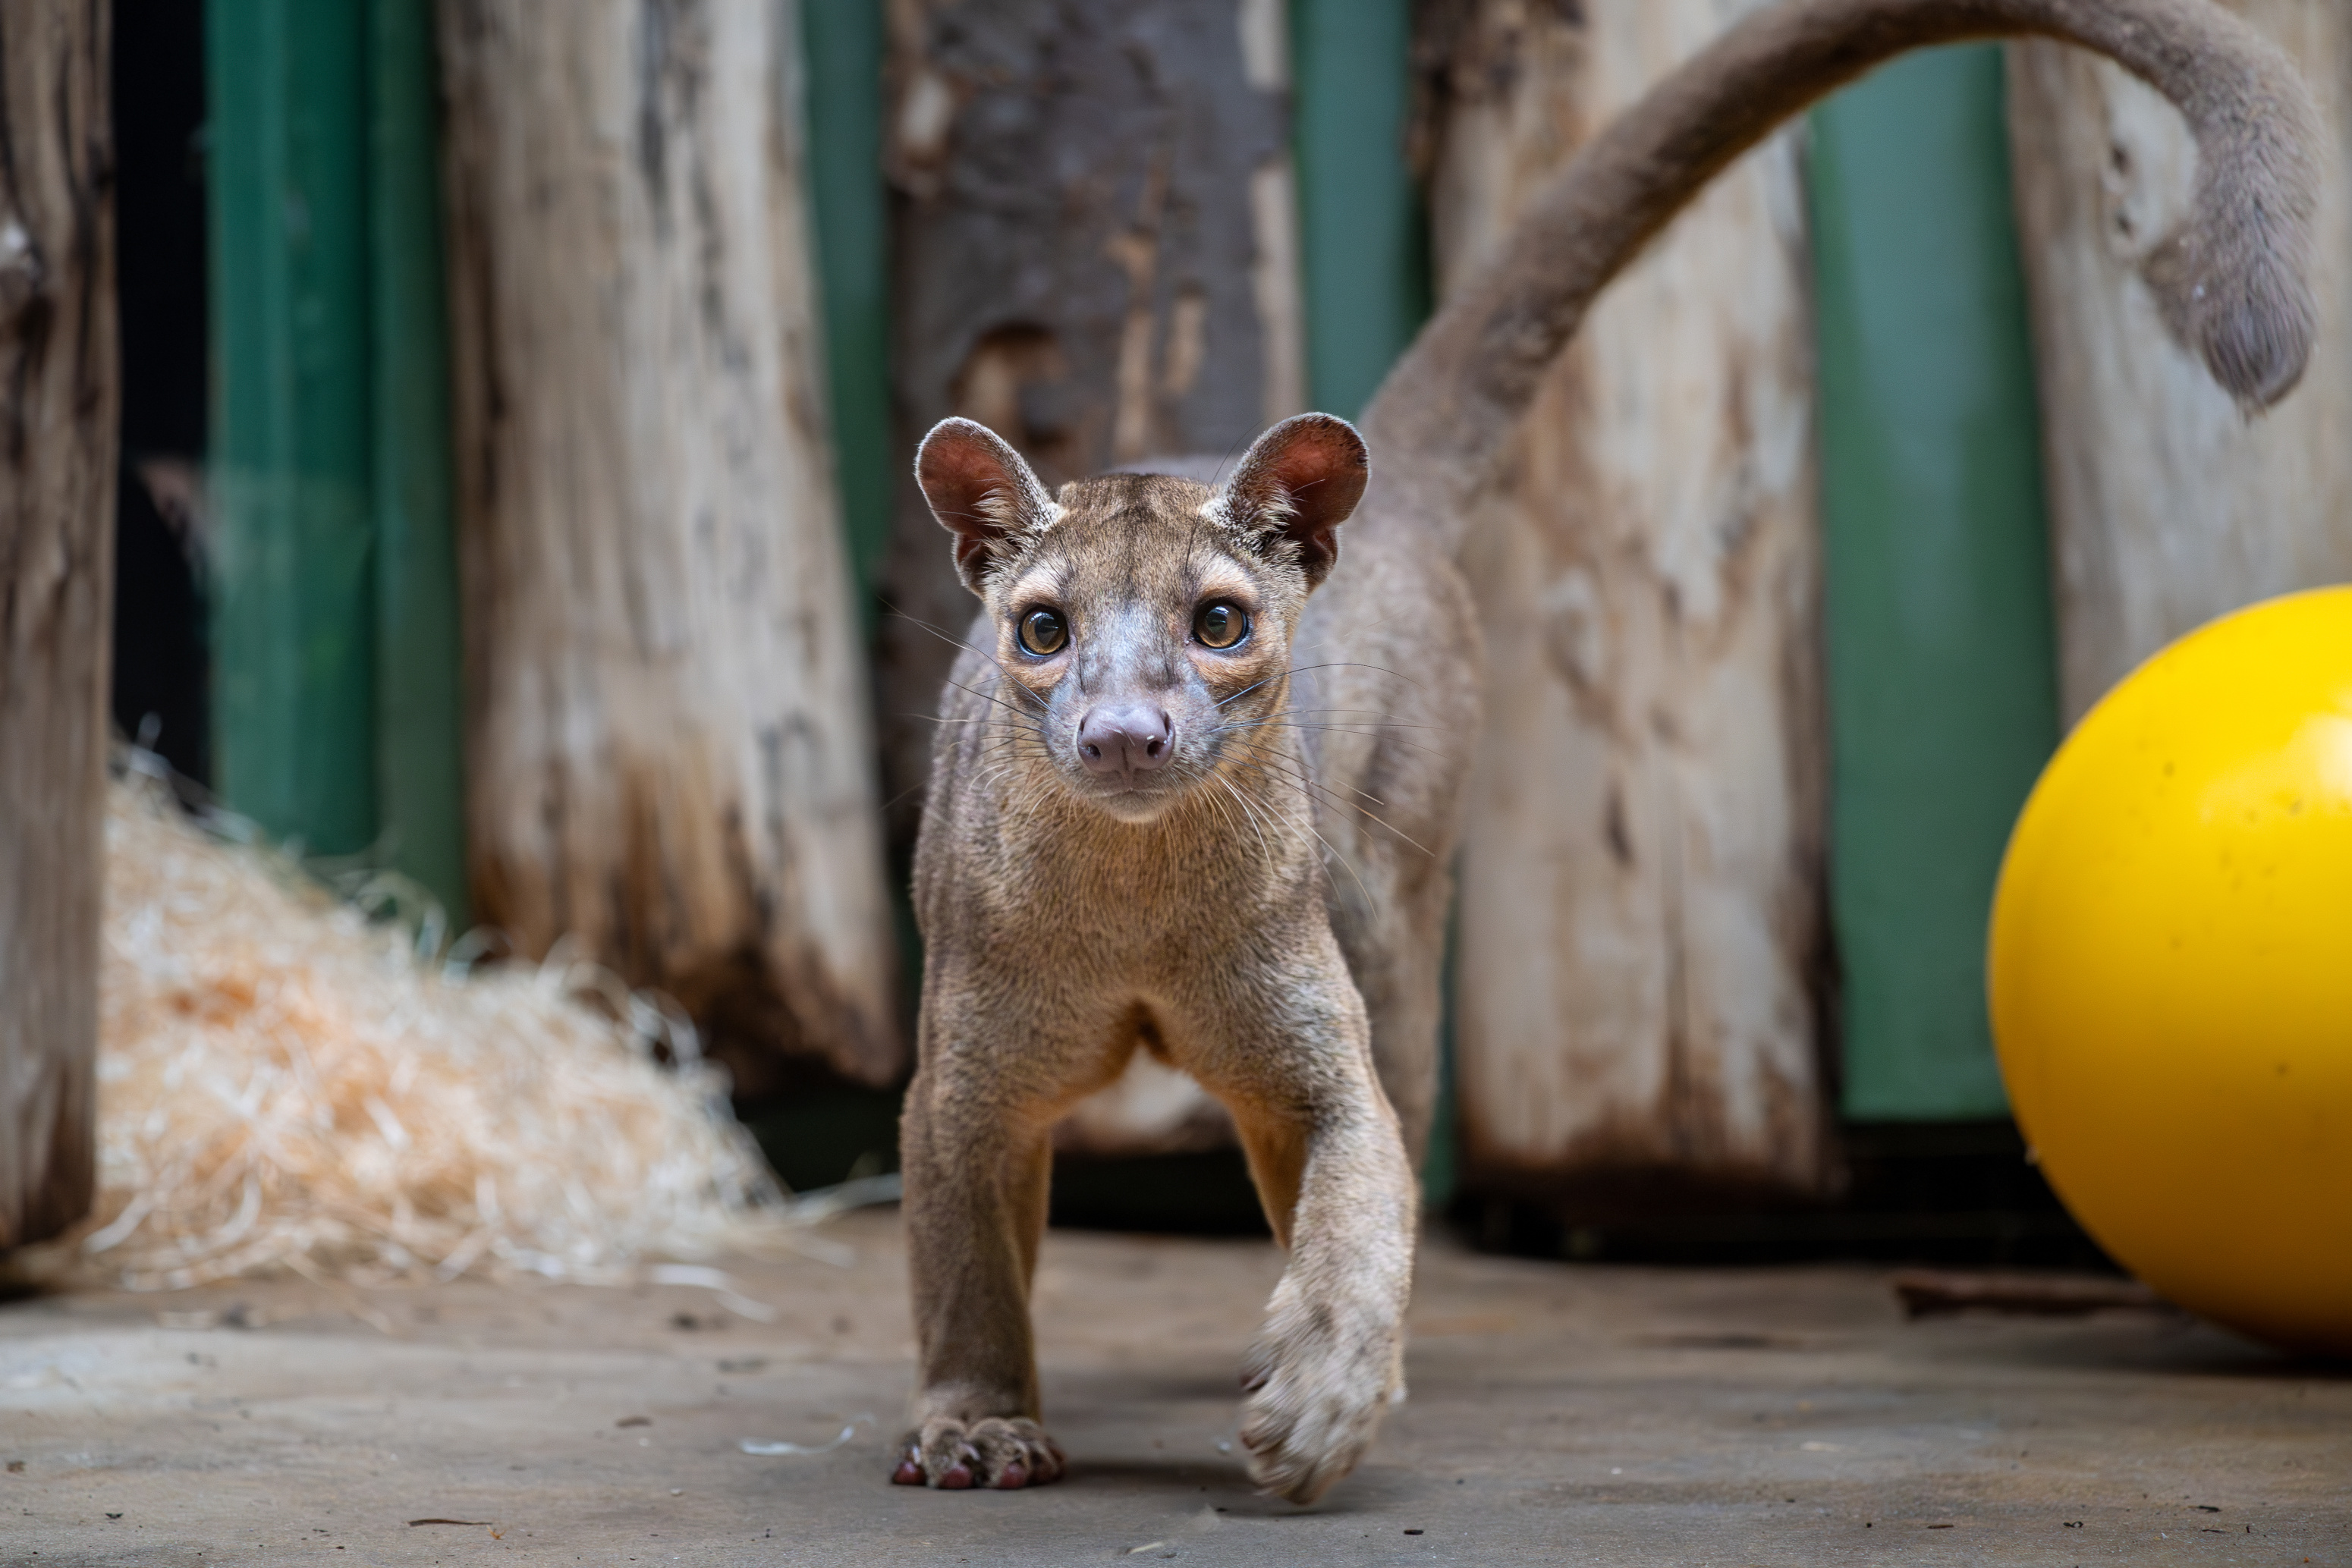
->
894, 0, 2320, 1504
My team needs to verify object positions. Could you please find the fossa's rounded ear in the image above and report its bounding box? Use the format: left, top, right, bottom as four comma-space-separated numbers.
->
916, 417, 1058, 595
1219, 413, 1368, 589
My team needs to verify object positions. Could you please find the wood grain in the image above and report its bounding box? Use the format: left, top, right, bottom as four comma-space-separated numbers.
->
437, 0, 898, 1085
0, 0, 112, 1248
876, 0, 1303, 1152
873, 0, 1304, 853
2009, 5, 2352, 719
1423, 0, 1835, 1205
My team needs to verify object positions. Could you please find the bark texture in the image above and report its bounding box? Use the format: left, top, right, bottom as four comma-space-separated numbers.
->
1422, 0, 1835, 1205
2010, 8, 2352, 719
0, 0, 112, 1249
876, 0, 1303, 1151
874, 0, 1304, 848
438, 0, 898, 1085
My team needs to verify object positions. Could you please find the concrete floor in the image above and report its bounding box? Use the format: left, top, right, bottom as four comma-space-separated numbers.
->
4, 1210, 2345, 1566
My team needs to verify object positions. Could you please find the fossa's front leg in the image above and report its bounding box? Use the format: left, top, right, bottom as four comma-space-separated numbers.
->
1184, 963, 1418, 1504
893, 1012, 1068, 1490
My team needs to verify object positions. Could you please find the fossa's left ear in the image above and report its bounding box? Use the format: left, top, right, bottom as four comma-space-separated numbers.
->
915, 417, 1058, 595
1219, 413, 1368, 590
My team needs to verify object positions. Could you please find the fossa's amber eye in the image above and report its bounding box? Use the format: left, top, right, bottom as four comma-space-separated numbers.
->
1017, 607, 1068, 657
1193, 601, 1250, 650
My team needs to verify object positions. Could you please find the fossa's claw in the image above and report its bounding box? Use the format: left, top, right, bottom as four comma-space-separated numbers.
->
895, 1417, 1064, 1491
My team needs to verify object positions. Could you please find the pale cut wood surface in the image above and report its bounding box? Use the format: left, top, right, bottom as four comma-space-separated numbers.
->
1424, 0, 1835, 1201
0, 0, 113, 1247
2009, 6, 2352, 721
437, 0, 898, 1086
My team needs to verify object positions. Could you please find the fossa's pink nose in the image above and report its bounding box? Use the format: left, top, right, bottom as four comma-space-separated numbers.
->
1077, 702, 1172, 780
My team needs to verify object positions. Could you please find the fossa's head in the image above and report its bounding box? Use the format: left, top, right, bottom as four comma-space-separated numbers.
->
916, 413, 1367, 824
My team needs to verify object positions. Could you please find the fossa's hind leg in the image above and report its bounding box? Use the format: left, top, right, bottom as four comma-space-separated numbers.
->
1301, 536, 1478, 1173
1333, 851, 1454, 1170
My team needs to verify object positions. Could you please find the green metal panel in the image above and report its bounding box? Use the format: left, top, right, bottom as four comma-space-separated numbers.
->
1290, 0, 1427, 418
368, 0, 467, 921
799, 0, 893, 601
209, 0, 376, 855
209, 0, 467, 914
1810, 46, 2061, 1120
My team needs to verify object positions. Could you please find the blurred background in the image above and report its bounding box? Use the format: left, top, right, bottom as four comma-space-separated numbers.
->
107, 0, 2352, 1265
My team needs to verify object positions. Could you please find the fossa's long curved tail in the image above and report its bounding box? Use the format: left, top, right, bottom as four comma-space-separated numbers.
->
1362, 0, 2323, 545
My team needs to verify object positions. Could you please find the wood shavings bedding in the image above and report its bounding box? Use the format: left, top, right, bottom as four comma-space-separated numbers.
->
46, 776, 855, 1294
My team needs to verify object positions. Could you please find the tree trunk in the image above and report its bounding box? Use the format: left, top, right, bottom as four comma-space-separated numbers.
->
1423, 0, 1835, 1208
0, 0, 113, 1249
876, 0, 1303, 1152
437, 0, 899, 1088
873, 0, 1303, 848
2008, 9, 2352, 721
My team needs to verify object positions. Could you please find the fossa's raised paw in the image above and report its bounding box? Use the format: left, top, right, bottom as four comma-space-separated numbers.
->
891, 1416, 1065, 1491
1237, 1287, 1405, 1506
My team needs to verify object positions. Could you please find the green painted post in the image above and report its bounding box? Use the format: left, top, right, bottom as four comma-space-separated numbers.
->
369, 0, 467, 921
209, 0, 466, 912
1810, 46, 2062, 1120
1290, 0, 1428, 418
208, 0, 378, 856
799, 0, 893, 602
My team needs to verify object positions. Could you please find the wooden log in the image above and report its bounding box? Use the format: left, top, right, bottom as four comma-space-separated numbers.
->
874, 0, 1304, 1152
2008, 8, 2352, 720
437, 0, 899, 1087
1422, 0, 1835, 1207
0, 0, 114, 1249
873, 0, 1305, 847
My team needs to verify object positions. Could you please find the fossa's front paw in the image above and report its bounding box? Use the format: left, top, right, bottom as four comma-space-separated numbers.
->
1237, 1286, 1404, 1505
891, 1416, 1065, 1490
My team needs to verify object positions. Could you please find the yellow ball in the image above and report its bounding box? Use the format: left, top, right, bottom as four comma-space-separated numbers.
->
1990, 586, 2352, 1356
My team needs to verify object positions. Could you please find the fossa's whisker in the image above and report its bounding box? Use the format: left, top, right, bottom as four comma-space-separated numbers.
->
887, 600, 1050, 710
1212, 719, 1453, 764
1212, 735, 1402, 819
1220, 709, 1452, 735
1218, 750, 1434, 859
1215, 660, 1427, 710
939, 674, 1049, 727
1215, 774, 1278, 869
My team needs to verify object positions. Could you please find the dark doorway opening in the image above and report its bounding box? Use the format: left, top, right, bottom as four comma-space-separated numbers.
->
112, 0, 210, 785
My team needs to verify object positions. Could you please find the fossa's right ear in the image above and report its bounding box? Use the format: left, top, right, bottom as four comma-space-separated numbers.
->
916, 418, 1058, 595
